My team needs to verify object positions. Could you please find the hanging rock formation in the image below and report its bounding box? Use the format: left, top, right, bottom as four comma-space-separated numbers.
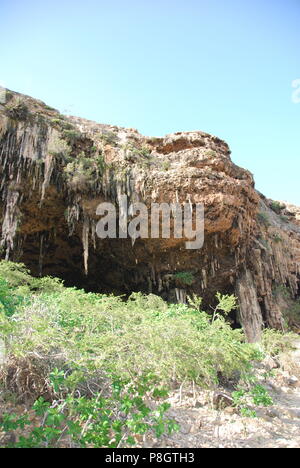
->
0, 89, 299, 341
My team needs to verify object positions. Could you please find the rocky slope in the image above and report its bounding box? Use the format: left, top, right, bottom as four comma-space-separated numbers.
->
0, 89, 299, 341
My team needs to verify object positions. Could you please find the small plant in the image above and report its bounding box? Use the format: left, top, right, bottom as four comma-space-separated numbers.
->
45, 105, 56, 112
0, 278, 22, 317
63, 152, 103, 191
258, 236, 270, 250
250, 384, 274, 406
211, 292, 237, 322
51, 118, 63, 126
262, 328, 297, 356
5, 99, 29, 120
162, 161, 171, 171
279, 214, 289, 223
273, 233, 282, 243
48, 133, 71, 159
99, 131, 118, 146
122, 143, 152, 162
62, 129, 82, 144
240, 408, 257, 418
50, 118, 74, 131
270, 201, 282, 214
187, 294, 203, 311
257, 211, 270, 227
232, 384, 273, 418
205, 150, 217, 158
173, 271, 195, 286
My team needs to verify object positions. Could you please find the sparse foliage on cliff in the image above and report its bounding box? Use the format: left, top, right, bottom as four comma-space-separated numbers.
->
257, 211, 271, 227
62, 129, 82, 144
99, 131, 119, 146
63, 152, 103, 191
270, 201, 283, 215
5, 99, 29, 120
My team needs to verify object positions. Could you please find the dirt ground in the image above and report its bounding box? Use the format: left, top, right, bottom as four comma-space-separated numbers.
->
143, 340, 300, 448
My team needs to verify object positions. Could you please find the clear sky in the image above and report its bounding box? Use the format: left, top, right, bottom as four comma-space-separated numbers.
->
1, 0, 299, 204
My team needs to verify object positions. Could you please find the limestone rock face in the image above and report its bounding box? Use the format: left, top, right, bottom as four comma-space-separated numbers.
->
0, 89, 299, 341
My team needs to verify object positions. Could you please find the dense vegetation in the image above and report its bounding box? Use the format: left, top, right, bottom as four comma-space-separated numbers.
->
0, 261, 296, 448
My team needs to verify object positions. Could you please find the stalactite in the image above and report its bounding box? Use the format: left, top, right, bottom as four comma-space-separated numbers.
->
175, 288, 187, 304
66, 203, 80, 236
158, 275, 163, 292
41, 153, 54, 203
202, 268, 207, 288
38, 233, 44, 277
82, 216, 90, 275
91, 221, 97, 250
0, 188, 20, 260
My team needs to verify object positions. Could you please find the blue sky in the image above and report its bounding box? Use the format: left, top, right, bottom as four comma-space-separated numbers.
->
1, 0, 299, 204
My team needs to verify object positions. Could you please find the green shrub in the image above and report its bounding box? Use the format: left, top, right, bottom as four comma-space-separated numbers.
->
205, 150, 217, 158
273, 233, 282, 243
232, 384, 274, 417
5, 99, 29, 120
99, 131, 118, 146
63, 152, 103, 191
162, 161, 171, 171
270, 201, 282, 215
0, 372, 178, 448
211, 292, 238, 322
62, 129, 82, 144
0, 278, 22, 317
279, 214, 289, 223
261, 329, 297, 356
0, 262, 260, 392
173, 271, 195, 286
257, 211, 270, 227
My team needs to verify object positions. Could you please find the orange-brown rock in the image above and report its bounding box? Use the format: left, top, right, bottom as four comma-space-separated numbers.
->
0, 89, 299, 341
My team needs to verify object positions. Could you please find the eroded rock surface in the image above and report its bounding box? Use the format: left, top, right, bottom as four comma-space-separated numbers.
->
0, 89, 299, 340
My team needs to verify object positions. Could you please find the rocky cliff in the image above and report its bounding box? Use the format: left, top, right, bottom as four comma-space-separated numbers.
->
0, 89, 299, 341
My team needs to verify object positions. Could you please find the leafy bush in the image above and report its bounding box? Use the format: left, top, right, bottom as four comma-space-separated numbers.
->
0, 279, 21, 317
261, 329, 297, 356
2, 261, 290, 447
0, 262, 260, 395
1, 309, 255, 397
0, 372, 178, 448
232, 384, 274, 418
211, 292, 238, 322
